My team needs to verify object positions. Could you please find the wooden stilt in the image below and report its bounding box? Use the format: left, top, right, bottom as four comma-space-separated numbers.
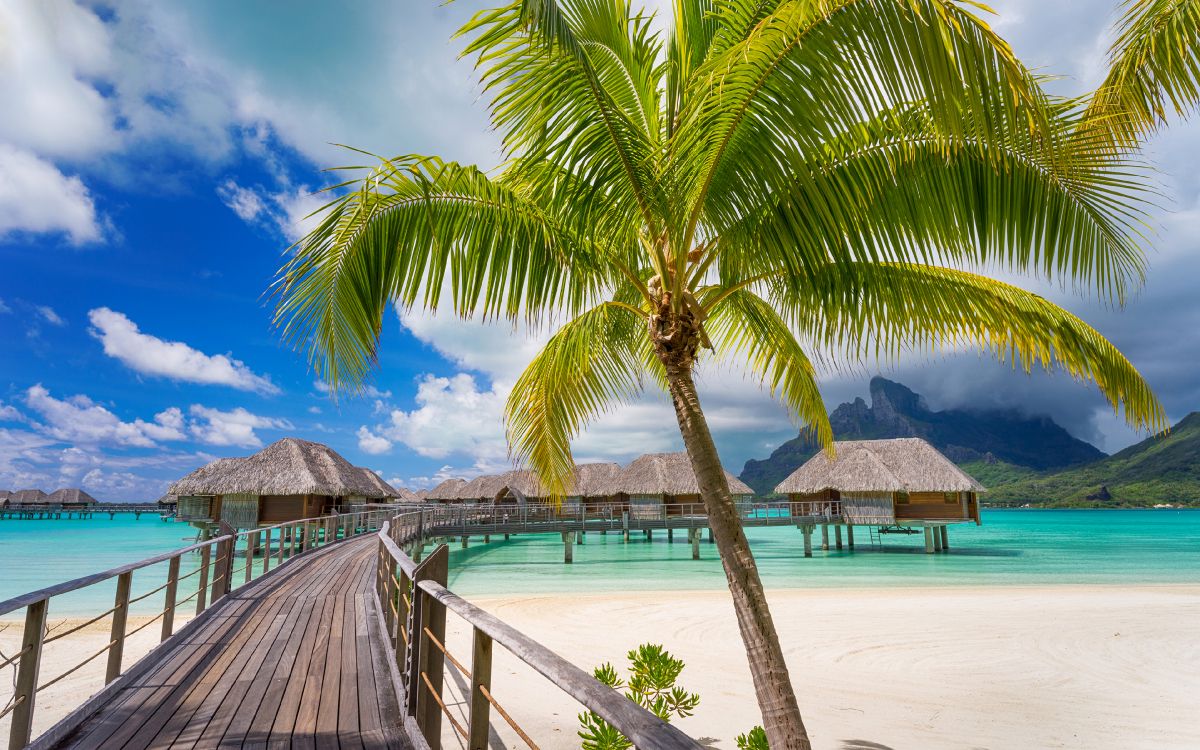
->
835, 525, 843, 550
563, 532, 574, 564
933, 526, 943, 552
821, 525, 829, 551
847, 525, 855, 550
690, 528, 700, 560
924, 527, 935, 554
668, 527, 674, 543
940, 525, 950, 550
802, 525, 813, 558
461, 535, 468, 549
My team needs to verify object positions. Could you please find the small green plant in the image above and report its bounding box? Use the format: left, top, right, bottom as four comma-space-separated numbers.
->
736, 726, 769, 750
578, 644, 701, 750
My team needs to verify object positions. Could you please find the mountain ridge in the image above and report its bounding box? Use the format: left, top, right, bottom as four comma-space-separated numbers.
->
739, 377, 1105, 495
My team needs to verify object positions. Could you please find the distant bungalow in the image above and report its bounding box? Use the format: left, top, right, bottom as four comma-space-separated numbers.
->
1, 488, 97, 507
423, 452, 751, 518
168, 437, 400, 531
775, 438, 984, 553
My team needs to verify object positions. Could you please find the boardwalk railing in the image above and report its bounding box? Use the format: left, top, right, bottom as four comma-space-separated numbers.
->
0, 508, 394, 750
375, 508, 703, 750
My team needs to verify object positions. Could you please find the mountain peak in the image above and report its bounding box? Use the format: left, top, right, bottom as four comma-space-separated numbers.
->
740, 378, 1105, 494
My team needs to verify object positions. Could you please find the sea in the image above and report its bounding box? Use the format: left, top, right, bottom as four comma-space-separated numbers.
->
1, 509, 1197, 616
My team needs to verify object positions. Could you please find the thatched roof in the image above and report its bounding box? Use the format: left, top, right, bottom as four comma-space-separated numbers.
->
394, 487, 424, 502
453, 473, 508, 501
167, 438, 392, 498
426, 478, 467, 501
47, 488, 98, 505
605, 453, 754, 497
11, 489, 48, 504
355, 467, 404, 499
774, 438, 985, 494
157, 494, 177, 506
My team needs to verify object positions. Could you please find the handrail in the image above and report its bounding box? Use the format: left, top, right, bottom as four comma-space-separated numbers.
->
0, 535, 234, 617
1, 507, 396, 750
375, 512, 703, 750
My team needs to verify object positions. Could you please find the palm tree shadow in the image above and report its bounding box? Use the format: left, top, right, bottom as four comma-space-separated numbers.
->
841, 741, 897, 750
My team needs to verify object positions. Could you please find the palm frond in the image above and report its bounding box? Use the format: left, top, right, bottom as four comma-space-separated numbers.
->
506, 300, 651, 495
717, 99, 1155, 303
775, 262, 1167, 432
703, 289, 832, 447
1084, 0, 1200, 149
273, 155, 607, 392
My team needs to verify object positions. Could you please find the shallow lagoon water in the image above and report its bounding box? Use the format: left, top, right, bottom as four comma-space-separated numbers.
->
2, 509, 1197, 615
444, 509, 1200, 594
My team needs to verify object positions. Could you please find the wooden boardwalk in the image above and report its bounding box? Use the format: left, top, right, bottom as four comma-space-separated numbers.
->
53, 536, 410, 750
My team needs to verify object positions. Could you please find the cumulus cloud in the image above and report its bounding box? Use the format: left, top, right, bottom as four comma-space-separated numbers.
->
88, 307, 279, 394
23, 384, 186, 447
313, 379, 392, 400
0, 145, 103, 244
0, 401, 24, 422
0, 299, 10, 314
188, 405, 291, 448
216, 178, 267, 222
377, 373, 509, 464
356, 426, 392, 455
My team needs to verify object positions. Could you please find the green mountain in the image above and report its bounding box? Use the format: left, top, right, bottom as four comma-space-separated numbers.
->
739, 377, 1105, 495
985, 412, 1200, 505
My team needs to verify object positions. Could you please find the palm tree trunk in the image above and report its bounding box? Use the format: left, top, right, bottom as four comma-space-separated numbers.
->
664, 361, 811, 750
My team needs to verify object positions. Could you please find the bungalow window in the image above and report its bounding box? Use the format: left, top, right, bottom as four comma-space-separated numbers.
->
944, 492, 958, 504
895, 491, 909, 504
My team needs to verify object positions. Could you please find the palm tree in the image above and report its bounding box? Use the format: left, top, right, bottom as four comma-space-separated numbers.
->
274, 2, 1169, 746
1084, 0, 1200, 149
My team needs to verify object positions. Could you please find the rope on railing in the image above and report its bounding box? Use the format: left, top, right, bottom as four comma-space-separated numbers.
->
420, 671, 468, 740
128, 578, 174, 605
37, 639, 116, 692
42, 606, 119, 644
0, 644, 31, 670
124, 610, 166, 639
423, 626, 471, 680
479, 684, 541, 750
0, 694, 26, 720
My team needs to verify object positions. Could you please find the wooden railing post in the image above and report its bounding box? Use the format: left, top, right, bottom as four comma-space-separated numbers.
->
196, 543, 210, 614
243, 532, 254, 584
214, 522, 235, 601
161, 554, 180, 642
8, 598, 47, 750
106, 571, 132, 684
468, 626, 493, 750
263, 527, 272, 574
409, 545, 448, 745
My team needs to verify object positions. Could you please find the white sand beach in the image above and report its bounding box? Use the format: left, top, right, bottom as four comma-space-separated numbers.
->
4, 586, 1197, 749
436, 585, 1200, 750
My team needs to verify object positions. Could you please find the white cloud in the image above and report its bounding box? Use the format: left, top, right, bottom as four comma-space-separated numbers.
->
88, 307, 280, 394
0, 402, 24, 423
356, 426, 392, 455
36, 305, 65, 326
313, 379, 392, 400
0, 298, 10, 313
188, 405, 291, 448
0, 145, 103, 244
216, 178, 267, 221
307, 405, 322, 414
24, 384, 187, 448
380, 373, 509, 462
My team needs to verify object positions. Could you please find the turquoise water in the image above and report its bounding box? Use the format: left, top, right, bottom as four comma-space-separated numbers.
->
0, 514, 205, 616
444, 509, 1200, 595
2, 510, 1197, 615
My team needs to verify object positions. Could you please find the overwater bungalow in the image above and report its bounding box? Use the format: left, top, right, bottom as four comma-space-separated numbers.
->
10, 489, 48, 505
0, 490, 10, 507
774, 437, 983, 552
168, 437, 397, 531
47, 488, 98, 507
426, 477, 468, 502
606, 452, 754, 518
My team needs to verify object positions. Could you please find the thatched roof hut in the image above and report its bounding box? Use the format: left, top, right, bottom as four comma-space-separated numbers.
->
394, 487, 424, 503
168, 438, 390, 498
774, 438, 984, 495
606, 452, 754, 497
157, 494, 177, 507
426, 478, 467, 501
453, 473, 509, 502
11, 489, 48, 505
47, 488, 98, 505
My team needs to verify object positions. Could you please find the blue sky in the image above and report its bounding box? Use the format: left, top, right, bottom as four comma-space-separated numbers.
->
1, 0, 1198, 501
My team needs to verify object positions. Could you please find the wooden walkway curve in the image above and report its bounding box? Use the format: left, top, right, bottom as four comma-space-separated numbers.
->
51, 536, 411, 750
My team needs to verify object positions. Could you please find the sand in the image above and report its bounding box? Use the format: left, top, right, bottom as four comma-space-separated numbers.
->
0, 613, 191, 740
433, 585, 1200, 750
4, 586, 1197, 749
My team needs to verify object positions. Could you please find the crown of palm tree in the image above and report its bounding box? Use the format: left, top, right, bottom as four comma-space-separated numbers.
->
275, 0, 1167, 499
